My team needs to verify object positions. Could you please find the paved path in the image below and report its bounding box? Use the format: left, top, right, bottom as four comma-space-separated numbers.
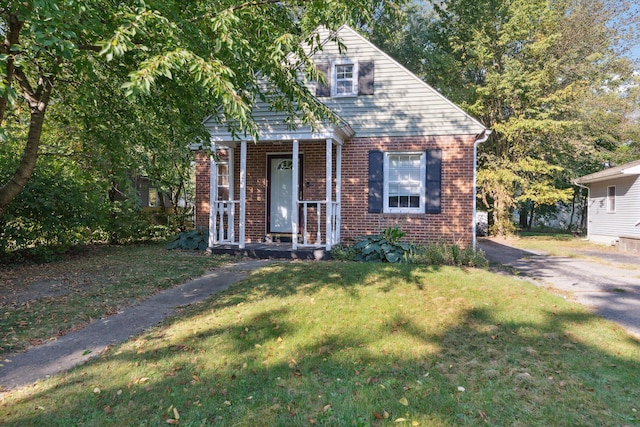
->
0, 259, 272, 392
479, 238, 640, 338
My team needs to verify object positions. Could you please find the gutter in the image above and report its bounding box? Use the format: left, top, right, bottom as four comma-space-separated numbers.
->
473, 129, 492, 252
572, 180, 590, 240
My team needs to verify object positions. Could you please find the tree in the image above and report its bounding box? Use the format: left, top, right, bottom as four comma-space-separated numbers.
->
0, 0, 400, 216
372, 0, 638, 234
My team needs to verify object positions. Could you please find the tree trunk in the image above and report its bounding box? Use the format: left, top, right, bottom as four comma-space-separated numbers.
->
0, 76, 53, 215
519, 205, 528, 228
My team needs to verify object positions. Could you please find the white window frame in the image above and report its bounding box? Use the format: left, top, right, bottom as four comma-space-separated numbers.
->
383, 152, 426, 214
215, 160, 230, 201
607, 185, 616, 213
331, 59, 358, 97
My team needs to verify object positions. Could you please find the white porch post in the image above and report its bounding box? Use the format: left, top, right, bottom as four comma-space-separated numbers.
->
325, 138, 333, 250
209, 152, 217, 248
239, 140, 247, 249
292, 139, 299, 250
335, 143, 342, 245
228, 147, 235, 243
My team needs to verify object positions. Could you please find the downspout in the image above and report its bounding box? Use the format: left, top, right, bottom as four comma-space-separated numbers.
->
572, 180, 590, 240
473, 129, 492, 252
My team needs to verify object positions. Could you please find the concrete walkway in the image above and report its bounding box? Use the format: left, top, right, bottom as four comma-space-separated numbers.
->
0, 259, 272, 392
479, 238, 640, 338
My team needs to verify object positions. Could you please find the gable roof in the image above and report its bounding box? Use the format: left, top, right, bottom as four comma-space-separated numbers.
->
574, 159, 640, 184
309, 25, 485, 138
204, 24, 486, 143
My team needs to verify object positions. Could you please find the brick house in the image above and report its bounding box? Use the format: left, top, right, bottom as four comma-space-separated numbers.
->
194, 25, 488, 256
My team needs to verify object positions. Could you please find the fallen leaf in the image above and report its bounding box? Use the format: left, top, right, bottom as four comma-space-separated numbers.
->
166, 419, 179, 425
373, 412, 384, 420
173, 407, 180, 420
457, 386, 465, 392
395, 418, 407, 422
93, 387, 101, 394
104, 405, 112, 415
398, 397, 409, 406
323, 404, 331, 412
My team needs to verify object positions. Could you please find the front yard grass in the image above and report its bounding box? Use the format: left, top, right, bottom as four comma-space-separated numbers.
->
0, 244, 229, 356
497, 233, 618, 257
2, 261, 639, 426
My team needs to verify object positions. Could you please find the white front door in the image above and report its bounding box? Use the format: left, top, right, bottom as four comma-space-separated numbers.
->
268, 156, 302, 234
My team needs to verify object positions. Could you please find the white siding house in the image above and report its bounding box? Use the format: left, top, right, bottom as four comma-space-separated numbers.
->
575, 159, 640, 251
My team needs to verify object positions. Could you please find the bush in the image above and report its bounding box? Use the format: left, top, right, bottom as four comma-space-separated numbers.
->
351, 226, 415, 263
412, 243, 488, 268
166, 229, 209, 251
332, 225, 488, 267
329, 244, 357, 261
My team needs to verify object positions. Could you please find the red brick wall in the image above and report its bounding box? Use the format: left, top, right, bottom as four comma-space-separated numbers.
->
340, 135, 476, 246
194, 135, 476, 246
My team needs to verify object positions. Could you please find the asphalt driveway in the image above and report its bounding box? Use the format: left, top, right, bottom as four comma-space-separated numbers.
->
479, 238, 640, 338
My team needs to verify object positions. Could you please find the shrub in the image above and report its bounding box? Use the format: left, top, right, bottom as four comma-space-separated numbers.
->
166, 229, 209, 251
412, 243, 488, 268
352, 227, 415, 263
329, 244, 357, 261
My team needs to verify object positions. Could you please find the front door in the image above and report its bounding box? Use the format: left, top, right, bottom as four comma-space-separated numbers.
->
267, 155, 302, 234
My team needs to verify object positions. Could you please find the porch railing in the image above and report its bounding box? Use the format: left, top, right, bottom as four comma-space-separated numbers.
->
211, 200, 239, 244
297, 200, 340, 248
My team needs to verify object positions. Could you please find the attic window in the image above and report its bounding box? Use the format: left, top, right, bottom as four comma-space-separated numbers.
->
333, 61, 357, 96
315, 60, 374, 97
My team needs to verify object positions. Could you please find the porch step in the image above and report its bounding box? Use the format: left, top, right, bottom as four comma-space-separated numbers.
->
208, 243, 331, 261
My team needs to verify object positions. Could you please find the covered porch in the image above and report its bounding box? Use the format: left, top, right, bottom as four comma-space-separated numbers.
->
202, 120, 353, 252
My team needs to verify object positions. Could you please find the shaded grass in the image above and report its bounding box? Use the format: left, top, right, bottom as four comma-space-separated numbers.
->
1, 262, 639, 426
0, 244, 229, 355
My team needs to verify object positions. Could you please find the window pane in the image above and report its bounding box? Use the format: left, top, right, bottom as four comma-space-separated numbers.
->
386, 153, 423, 211
336, 65, 353, 79
335, 64, 354, 95
336, 80, 352, 95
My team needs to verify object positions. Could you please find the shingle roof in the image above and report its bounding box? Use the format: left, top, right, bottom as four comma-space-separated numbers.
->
574, 159, 640, 184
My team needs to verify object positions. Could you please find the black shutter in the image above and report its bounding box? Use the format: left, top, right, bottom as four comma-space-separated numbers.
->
425, 149, 442, 214
315, 63, 331, 97
358, 61, 374, 95
368, 150, 384, 213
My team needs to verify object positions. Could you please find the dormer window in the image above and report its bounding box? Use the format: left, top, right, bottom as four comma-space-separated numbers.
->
333, 61, 357, 96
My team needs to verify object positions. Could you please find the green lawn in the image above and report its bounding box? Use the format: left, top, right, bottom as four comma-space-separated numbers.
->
494, 234, 619, 258
2, 261, 639, 426
0, 244, 229, 356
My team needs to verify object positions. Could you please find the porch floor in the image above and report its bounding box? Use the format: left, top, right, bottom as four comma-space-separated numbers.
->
208, 243, 331, 261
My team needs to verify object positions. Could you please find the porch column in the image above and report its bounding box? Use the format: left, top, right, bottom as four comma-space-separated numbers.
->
209, 151, 216, 248
292, 139, 299, 250
335, 142, 342, 245
325, 138, 333, 250
228, 146, 235, 243
239, 140, 247, 249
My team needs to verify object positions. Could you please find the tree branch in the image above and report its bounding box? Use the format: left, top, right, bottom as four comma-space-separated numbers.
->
0, 13, 23, 123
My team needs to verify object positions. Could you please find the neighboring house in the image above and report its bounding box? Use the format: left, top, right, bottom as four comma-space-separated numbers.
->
134, 176, 173, 209
574, 159, 640, 253
194, 25, 488, 254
